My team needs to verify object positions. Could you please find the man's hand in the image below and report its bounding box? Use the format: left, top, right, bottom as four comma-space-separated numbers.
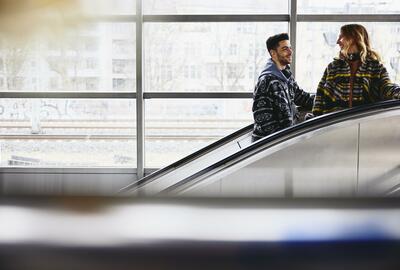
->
304, 113, 314, 120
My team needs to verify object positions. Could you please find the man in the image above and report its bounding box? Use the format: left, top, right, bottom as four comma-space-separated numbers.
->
252, 33, 314, 141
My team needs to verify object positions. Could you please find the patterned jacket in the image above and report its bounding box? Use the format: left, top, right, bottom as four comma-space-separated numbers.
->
312, 57, 400, 116
252, 58, 314, 140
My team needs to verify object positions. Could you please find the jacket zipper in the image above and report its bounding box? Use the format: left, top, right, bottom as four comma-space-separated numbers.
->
348, 60, 361, 108
349, 74, 354, 108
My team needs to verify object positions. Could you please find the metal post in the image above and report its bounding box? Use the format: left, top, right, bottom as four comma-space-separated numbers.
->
289, 0, 297, 77
136, 0, 145, 179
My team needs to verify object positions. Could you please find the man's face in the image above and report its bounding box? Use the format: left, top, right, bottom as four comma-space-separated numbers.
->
271, 40, 292, 66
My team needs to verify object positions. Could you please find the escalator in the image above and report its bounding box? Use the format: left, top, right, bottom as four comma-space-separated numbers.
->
122, 100, 400, 197
121, 123, 254, 193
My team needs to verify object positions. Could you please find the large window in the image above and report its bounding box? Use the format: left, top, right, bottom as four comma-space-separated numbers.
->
145, 99, 252, 167
145, 23, 286, 92
1, 0, 400, 176
0, 2, 136, 169
0, 99, 136, 167
1, 23, 136, 92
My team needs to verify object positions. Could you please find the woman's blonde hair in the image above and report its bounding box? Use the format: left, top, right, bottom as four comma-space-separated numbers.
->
339, 24, 381, 62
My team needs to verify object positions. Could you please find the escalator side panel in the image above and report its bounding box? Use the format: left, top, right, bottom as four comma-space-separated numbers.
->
183, 124, 359, 197
359, 116, 400, 195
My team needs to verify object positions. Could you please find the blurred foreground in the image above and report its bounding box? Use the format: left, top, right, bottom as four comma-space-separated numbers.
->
1, 196, 400, 270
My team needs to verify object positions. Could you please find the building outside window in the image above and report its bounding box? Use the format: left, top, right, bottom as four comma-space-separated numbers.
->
86, 58, 98, 70
7, 76, 24, 90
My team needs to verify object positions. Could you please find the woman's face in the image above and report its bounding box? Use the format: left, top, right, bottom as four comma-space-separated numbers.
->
336, 32, 353, 51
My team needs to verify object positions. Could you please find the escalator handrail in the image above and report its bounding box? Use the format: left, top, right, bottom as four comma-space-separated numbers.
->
163, 100, 400, 193
120, 123, 254, 192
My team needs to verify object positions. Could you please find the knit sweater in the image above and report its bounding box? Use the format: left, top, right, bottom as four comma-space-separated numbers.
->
312, 57, 400, 116
252, 58, 314, 140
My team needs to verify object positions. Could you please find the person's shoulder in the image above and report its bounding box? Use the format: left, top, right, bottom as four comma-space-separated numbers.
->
257, 73, 285, 92
364, 57, 380, 64
258, 72, 280, 83
364, 58, 387, 72
320, 59, 344, 75
328, 58, 345, 68
365, 57, 382, 67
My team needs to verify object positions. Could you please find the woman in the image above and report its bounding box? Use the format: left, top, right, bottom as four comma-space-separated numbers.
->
312, 24, 400, 116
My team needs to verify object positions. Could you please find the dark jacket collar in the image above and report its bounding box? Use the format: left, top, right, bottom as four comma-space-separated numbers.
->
258, 58, 290, 82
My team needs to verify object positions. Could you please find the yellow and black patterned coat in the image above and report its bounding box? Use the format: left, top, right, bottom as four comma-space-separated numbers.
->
312, 57, 400, 116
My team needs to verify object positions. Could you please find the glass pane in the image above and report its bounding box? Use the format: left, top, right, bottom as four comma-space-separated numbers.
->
145, 99, 252, 167
144, 22, 287, 92
0, 1, 136, 16
296, 22, 400, 93
298, 0, 400, 14
144, 0, 287, 14
0, 99, 136, 167
79, 0, 136, 15
0, 23, 136, 92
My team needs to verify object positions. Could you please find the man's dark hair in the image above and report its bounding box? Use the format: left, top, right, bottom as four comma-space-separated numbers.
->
266, 33, 289, 54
